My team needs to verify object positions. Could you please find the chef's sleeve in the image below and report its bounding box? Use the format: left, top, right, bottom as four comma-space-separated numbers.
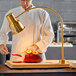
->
0, 14, 11, 45
35, 11, 54, 53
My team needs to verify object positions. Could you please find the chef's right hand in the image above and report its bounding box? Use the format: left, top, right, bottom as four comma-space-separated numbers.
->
0, 44, 9, 55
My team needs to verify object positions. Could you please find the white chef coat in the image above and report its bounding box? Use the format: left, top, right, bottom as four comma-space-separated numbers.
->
0, 5, 54, 62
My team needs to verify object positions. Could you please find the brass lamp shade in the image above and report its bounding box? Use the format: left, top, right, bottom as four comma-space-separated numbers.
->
6, 13, 24, 35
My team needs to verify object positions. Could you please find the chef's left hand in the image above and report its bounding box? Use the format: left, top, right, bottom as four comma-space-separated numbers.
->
27, 44, 38, 50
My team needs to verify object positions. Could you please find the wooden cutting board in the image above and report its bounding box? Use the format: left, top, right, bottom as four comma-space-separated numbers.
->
5, 60, 70, 68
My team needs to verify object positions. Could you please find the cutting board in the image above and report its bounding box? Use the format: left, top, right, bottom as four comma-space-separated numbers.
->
5, 60, 70, 68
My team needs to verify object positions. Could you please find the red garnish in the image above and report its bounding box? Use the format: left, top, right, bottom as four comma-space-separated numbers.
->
12, 61, 22, 63
12, 54, 22, 57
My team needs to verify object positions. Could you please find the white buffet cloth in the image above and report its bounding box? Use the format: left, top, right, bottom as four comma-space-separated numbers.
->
0, 5, 54, 61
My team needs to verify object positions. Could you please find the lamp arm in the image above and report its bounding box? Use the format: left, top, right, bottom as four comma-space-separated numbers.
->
8, 6, 65, 64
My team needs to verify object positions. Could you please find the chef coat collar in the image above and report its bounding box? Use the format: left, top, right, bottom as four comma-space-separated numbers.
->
20, 5, 35, 12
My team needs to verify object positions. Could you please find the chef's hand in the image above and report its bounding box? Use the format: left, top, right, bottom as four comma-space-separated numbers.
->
27, 44, 42, 54
0, 44, 9, 55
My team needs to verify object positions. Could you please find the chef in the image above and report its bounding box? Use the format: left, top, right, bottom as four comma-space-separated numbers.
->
0, 0, 54, 62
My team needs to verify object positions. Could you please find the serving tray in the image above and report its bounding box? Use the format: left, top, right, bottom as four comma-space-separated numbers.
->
5, 60, 70, 69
